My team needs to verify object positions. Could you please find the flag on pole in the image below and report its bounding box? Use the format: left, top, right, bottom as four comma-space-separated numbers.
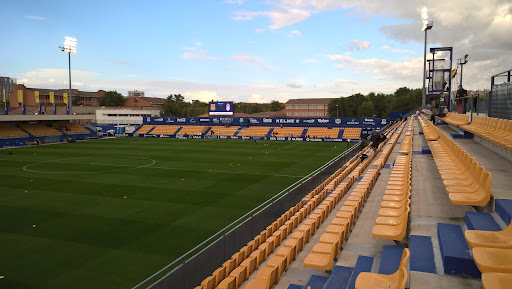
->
452, 68, 458, 79
18, 90, 23, 103
2, 89, 5, 103
49, 92, 54, 103
63, 93, 68, 104
35, 91, 40, 104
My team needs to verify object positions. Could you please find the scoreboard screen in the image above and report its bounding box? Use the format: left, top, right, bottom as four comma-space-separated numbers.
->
209, 101, 234, 115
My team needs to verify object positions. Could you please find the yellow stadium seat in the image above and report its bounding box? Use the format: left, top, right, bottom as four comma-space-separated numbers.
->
482, 272, 512, 289
473, 247, 512, 273
355, 248, 409, 289
465, 222, 512, 249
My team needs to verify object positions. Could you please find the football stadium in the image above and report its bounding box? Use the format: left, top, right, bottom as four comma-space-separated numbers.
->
2, 2, 512, 289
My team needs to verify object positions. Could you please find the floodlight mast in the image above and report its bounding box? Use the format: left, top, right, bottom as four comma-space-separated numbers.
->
421, 8, 433, 107
59, 36, 77, 116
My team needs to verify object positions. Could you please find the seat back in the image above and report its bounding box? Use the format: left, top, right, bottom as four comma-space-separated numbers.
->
212, 266, 226, 287
393, 248, 410, 289
201, 276, 215, 289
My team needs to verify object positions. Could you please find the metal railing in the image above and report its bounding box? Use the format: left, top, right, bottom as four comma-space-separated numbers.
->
131, 142, 361, 289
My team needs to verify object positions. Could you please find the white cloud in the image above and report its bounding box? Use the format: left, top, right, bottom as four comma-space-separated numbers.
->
181, 52, 216, 61
348, 40, 371, 51
230, 53, 263, 64
255, 28, 265, 33
14, 67, 410, 103
328, 52, 426, 88
233, 8, 311, 29
15, 69, 100, 89
181, 42, 216, 61
301, 58, 317, 64
225, 0, 244, 5
381, 45, 416, 55
25, 15, 46, 20
107, 59, 127, 64
288, 30, 302, 38
287, 83, 303, 88
183, 90, 220, 102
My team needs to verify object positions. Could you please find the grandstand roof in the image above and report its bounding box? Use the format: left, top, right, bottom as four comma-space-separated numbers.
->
285, 98, 336, 105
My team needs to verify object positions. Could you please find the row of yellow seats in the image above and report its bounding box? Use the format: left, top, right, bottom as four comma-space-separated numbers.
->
304, 165, 380, 271
21, 124, 61, 136
372, 154, 411, 241
428, 132, 492, 206
177, 126, 208, 135
136, 125, 155, 134
202, 202, 301, 289
149, 125, 180, 135
442, 112, 470, 126
461, 115, 512, 151
210, 127, 239, 136
304, 126, 403, 271
398, 121, 414, 155
306, 127, 340, 138
200, 150, 361, 289
465, 221, 512, 288
418, 115, 440, 141
242, 188, 334, 288
342, 127, 363, 139
324, 157, 362, 192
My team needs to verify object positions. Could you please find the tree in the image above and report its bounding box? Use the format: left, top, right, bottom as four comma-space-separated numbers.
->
370, 93, 388, 117
270, 100, 285, 111
161, 94, 189, 116
99, 91, 125, 106
358, 101, 376, 117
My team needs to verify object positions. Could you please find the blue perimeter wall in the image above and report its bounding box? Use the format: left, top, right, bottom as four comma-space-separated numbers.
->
143, 116, 390, 130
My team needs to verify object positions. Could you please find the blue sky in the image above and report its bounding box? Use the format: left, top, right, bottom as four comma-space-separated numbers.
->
1, 0, 510, 102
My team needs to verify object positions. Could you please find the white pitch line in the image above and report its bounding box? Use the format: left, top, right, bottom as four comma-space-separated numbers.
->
282, 142, 300, 149
148, 166, 304, 178
19, 158, 302, 178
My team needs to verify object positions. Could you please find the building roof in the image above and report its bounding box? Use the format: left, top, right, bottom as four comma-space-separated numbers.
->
138, 97, 166, 105
15, 85, 105, 97
250, 109, 287, 117
285, 98, 336, 105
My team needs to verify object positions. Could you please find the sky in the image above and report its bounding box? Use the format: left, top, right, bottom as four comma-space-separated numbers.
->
1, 0, 511, 103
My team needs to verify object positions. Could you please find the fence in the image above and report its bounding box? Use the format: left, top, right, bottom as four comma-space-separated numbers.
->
131, 142, 362, 289
489, 69, 512, 119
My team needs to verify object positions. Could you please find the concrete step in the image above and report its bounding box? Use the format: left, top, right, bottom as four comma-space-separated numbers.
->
304, 275, 329, 289
437, 223, 480, 279
495, 199, 512, 225
465, 212, 501, 231
410, 235, 437, 274
324, 266, 353, 289
378, 246, 404, 275
347, 255, 374, 289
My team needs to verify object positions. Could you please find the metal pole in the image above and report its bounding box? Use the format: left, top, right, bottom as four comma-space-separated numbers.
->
68, 52, 73, 116
422, 29, 428, 107
460, 63, 464, 86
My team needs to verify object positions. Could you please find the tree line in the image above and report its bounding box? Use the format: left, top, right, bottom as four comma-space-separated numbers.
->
96, 87, 421, 118
160, 94, 285, 117
327, 87, 421, 118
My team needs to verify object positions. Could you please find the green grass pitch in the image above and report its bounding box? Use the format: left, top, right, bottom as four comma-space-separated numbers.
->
0, 137, 350, 289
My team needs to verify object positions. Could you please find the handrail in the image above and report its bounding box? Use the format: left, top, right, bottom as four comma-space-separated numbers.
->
131, 142, 361, 289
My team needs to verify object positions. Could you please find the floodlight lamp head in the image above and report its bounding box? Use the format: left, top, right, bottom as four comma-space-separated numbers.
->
420, 7, 433, 31
62, 36, 77, 53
